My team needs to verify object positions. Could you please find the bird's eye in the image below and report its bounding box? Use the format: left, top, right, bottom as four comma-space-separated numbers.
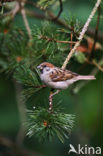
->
46, 67, 50, 71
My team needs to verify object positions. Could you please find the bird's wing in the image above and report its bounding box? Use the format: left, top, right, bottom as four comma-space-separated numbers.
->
50, 67, 78, 82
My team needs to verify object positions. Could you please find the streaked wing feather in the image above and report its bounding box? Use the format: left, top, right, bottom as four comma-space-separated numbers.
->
50, 68, 78, 82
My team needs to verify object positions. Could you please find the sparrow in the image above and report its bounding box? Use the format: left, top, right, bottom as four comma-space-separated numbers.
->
37, 62, 95, 90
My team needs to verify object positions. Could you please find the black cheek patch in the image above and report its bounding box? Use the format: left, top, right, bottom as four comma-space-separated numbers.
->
40, 69, 43, 74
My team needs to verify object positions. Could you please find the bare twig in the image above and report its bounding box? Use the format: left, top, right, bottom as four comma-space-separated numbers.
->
11, 1, 19, 18
87, 28, 103, 43
40, 35, 76, 44
92, 59, 103, 72
85, 57, 103, 72
0, 0, 32, 42
20, 1, 32, 42
25, 9, 103, 43
70, 32, 73, 50
35, 85, 47, 89
90, 5, 101, 59
49, 91, 53, 112
72, 58, 103, 94
52, 0, 63, 21
25, 8, 70, 30
47, 11, 69, 29
62, 0, 102, 70
1, 1, 20, 18
1, 0, 103, 44
49, 90, 60, 112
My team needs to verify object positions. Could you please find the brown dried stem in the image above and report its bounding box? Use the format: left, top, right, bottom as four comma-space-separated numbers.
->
20, 1, 32, 42
49, 90, 60, 112
52, 0, 63, 21
89, 5, 101, 59
40, 35, 76, 44
92, 59, 103, 72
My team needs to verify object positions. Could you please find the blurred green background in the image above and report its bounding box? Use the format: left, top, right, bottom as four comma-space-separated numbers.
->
0, 0, 103, 156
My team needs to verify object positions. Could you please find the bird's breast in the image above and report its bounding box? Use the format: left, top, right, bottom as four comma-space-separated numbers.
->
40, 73, 51, 84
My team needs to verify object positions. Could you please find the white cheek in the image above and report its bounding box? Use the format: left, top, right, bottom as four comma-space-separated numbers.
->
40, 68, 52, 83
44, 68, 52, 74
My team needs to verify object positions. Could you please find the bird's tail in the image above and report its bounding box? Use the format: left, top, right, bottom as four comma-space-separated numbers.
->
77, 75, 96, 80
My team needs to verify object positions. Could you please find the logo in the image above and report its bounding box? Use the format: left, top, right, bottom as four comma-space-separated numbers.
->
68, 144, 101, 155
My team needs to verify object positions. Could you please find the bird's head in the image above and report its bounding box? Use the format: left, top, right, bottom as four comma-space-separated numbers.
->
37, 62, 54, 74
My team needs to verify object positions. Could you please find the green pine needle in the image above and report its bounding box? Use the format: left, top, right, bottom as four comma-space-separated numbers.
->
26, 108, 75, 143
14, 64, 42, 100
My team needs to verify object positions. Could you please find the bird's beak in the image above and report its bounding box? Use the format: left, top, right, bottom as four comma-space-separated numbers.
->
37, 65, 40, 69
37, 65, 43, 73
37, 65, 43, 70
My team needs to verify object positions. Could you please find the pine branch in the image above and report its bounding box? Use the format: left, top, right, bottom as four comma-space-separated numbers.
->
49, 0, 102, 113
0, 0, 32, 43
40, 35, 76, 44
26, 108, 75, 143
1, 0, 102, 145
62, 0, 102, 70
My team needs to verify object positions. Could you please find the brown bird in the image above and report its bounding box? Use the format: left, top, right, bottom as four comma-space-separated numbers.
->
37, 62, 96, 89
